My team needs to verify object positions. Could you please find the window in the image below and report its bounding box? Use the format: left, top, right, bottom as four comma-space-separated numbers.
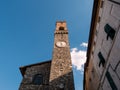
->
98, 16, 101, 22
92, 51, 94, 55
59, 27, 64, 30
100, 1, 104, 8
95, 30, 98, 36
89, 78, 91, 82
98, 52, 105, 67
104, 24, 116, 40
33, 74, 43, 85
92, 67, 95, 77
106, 71, 118, 90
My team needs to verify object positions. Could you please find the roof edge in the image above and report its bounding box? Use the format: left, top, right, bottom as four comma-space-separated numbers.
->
20, 60, 51, 77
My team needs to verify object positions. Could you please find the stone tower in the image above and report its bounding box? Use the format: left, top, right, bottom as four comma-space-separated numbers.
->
19, 21, 74, 90
49, 21, 74, 90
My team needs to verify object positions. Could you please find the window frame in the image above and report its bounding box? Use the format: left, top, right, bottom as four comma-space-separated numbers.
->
32, 74, 43, 85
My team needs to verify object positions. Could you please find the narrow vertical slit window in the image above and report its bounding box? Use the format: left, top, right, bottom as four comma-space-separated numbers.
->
104, 24, 116, 40
101, 1, 104, 8
98, 52, 105, 67
95, 30, 98, 36
106, 71, 118, 90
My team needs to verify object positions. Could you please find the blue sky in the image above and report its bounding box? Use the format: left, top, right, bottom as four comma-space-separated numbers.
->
0, 0, 93, 90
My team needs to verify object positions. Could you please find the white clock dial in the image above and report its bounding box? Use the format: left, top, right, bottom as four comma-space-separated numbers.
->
56, 41, 66, 47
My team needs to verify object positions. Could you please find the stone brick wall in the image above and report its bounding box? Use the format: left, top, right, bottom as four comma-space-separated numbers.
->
19, 21, 74, 90
19, 62, 51, 90
49, 22, 74, 90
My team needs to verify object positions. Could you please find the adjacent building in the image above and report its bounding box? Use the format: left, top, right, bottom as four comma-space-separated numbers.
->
84, 0, 120, 90
19, 21, 75, 90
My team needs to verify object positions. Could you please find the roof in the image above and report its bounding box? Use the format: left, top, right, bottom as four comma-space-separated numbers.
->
20, 60, 51, 76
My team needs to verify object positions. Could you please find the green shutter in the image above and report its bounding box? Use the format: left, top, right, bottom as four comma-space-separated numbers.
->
98, 52, 105, 67
104, 24, 116, 40
104, 24, 111, 34
106, 71, 118, 90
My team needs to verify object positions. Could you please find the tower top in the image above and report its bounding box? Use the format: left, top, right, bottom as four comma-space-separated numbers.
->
55, 21, 67, 31
56, 21, 66, 24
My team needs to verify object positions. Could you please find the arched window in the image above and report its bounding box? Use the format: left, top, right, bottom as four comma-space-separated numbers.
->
33, 74, 43, 85
59, 27, 64, 30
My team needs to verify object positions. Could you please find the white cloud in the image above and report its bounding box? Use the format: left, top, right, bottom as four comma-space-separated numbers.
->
71, 43, 87, 72
80, 42, 88, 48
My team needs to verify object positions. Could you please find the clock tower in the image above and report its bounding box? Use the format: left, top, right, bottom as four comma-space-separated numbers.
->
19, 21, 74, 90
49, 21, 74, 90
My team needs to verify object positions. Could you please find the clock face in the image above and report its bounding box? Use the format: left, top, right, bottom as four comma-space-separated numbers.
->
56, 41, 66, 47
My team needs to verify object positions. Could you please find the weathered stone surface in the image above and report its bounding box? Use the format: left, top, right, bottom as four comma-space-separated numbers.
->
84, 0, 120, 90
19, 62, 51, 90
111, 2, 120, 20
50, 21, 74, 90
19, 21, 74, 90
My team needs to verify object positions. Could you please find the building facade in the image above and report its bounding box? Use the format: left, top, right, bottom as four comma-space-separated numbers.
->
19, 21, 75, 90
84, 0, 120, 90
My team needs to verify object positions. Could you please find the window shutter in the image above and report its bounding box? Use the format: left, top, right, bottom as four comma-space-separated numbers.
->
106, 71, 118, 90
98, 52, 105, 67
104, 24, 115, 40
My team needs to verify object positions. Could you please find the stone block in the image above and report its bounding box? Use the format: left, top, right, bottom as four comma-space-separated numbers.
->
110, 29, 120, 69
116, 62, 120, 79
111, 3, 120, 20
